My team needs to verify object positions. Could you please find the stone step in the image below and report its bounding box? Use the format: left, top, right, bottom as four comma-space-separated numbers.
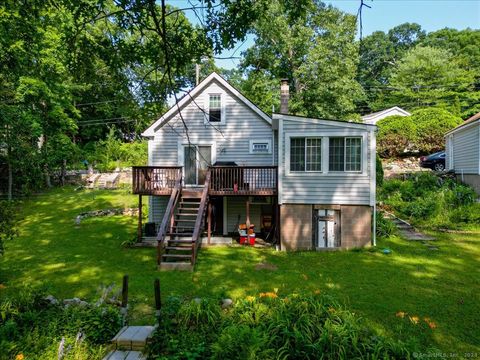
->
159, 261, 193, 271
112, 326, 156, 351
103, 350, 146, 360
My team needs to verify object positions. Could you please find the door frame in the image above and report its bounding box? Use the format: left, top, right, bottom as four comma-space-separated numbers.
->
178, 140, 216, 186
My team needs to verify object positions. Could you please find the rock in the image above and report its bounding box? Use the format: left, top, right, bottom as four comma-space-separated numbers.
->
221, 298, 233, 309
63, 297, 89, 307
45, 295, 59, 305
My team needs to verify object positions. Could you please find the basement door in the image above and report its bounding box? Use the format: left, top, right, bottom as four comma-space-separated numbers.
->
184, 145, 212, 185
315, 209, 340, 248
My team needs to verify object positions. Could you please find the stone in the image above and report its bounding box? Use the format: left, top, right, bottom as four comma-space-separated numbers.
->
45, 295, 58, 305
63, 297, 89, 307
221, 298, 233, 309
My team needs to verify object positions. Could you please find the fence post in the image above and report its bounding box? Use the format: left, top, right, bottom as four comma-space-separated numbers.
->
154, 278, 161, 324
121, 275, 129, 325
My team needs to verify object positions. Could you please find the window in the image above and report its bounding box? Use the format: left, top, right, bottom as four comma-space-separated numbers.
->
329, 137, 362, 172
250, 140, 271, 154
290, 137, 322, 172
209, 94, 222, 122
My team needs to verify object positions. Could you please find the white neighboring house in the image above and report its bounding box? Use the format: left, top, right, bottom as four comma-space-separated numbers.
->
361, 106, 411, 125
445, 111, 480, 195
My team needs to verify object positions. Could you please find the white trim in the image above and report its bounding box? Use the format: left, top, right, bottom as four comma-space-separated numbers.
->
361, 106, 411, 124
445, 119, 479, 136
249, 139, 272, 154
223, 197, 228, 235
142, 72, 271, 136
278, 118, 284, 205
203, 92, 226, 125
273, 113, 376, 131
284, 132, 367, 177
369, 130, 376, 207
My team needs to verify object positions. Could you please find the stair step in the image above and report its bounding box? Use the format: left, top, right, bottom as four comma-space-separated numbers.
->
175, 219, 197, 223
112, 326, 156, 351
162, 254, 192, 259
168, 239, 195, 243
103, 350, 146, 360
167, 232, 193, 237
159, 262, 192, 271
176, 213, 198, 217
165, 246, 192, 251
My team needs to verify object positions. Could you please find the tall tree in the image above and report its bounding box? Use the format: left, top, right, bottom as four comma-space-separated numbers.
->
239, 0, 363, 119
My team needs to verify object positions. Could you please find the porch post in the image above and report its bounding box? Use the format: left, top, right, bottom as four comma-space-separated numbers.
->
137, 195, 143, 242
207, 202, 212, 245
246, 200, 251, 230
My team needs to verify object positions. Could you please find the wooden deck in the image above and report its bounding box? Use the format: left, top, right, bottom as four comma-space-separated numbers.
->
132, 166, 277, 196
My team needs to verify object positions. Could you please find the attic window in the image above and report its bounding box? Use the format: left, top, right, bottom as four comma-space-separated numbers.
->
209, 94, 222, 122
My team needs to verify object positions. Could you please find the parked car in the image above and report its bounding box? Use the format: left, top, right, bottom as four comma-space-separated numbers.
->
420, 151, 446, 171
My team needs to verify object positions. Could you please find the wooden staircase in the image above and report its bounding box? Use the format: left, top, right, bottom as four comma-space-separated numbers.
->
156, 171, 210, 271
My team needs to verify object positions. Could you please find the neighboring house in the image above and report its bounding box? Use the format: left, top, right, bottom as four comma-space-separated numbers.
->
361, 106, 411, 125
445, 111, 480, 195
133, 73, 377, 269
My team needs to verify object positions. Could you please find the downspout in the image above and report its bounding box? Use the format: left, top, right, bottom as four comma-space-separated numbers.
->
373, 204, 377, 247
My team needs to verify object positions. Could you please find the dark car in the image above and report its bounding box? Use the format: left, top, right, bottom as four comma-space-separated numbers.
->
420, 151, 446, 171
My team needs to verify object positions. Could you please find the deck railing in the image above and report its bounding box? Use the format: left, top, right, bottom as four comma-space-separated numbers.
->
132, 166, 182, 195
208, 166, 277, 195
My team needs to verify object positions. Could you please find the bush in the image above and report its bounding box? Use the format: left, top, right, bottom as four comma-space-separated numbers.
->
148, 294, 417, 360
0, 201, 18, 256
377, 115, 417, 157
376, 212, 397, 238
376, 154, 384, 187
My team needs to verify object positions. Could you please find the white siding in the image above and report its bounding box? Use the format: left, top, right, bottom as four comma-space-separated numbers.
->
280, 118, 373, 206
149, 196, 168, 224
149, 79, 275, 167
226, 197, 262, 234
447, 124, 480, 175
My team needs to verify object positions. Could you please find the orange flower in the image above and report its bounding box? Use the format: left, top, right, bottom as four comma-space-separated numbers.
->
245, 296, 256, 302
409, 315, 419, 324
424, 317, 437, 329
259, 292, 278, 299
314, 289, 321, 295
0, 284, 6, 290
395, 311, 406, 318
15, 354, 24, 360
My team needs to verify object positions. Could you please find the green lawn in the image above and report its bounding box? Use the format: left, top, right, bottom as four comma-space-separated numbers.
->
1, 187, 479, 353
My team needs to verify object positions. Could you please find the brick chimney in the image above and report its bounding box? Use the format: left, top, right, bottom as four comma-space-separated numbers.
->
280, 79, 289, 114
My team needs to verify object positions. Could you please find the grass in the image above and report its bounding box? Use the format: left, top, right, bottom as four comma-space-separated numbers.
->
1, 186, 479, 354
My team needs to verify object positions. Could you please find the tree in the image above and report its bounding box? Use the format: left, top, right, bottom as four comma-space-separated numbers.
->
0, 201, 17, 256
239, 0, 363, 119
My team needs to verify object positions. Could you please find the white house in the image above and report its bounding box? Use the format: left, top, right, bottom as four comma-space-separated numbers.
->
361, 106, 411, 125
133, 73, 377, 269
445, 111, 480, 195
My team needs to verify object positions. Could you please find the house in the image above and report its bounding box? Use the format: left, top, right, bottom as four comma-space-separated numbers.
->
445, 111, 480, 195
361, 106, 411, 125
133, 73, 377, 269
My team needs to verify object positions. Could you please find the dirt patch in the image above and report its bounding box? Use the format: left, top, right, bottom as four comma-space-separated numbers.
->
255, 262, 278, 271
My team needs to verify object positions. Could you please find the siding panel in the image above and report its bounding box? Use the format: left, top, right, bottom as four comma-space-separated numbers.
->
450, 125, 479, 174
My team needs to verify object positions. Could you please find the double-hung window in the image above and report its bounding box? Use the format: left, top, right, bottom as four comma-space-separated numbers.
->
290, 137, 322, 172
208, 94, 222, 122
329, 137, 362, 172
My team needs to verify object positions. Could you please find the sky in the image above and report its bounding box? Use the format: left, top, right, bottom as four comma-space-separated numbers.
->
167, 0, 480, 69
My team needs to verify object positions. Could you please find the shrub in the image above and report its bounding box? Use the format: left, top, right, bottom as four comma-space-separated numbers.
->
148, 294, 416, 360
376, 212, 397, 238
0, 201, 18, 256
376, 154, 384, 187
377, 115, 417, 158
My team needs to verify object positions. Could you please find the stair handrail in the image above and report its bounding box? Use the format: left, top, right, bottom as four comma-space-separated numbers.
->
191, 169, 211, 266
156, 168, 182, 266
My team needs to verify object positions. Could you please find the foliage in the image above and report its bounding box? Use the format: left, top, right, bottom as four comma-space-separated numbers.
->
148, 293, 416, 359
376, 154, 384, 187
0, 287, 121, 359
377, 115, 418, 157
380, 172, 478, 229
239, 0, 363, 119
377, 108, 462, 157
375, 211, 396, 238
411, 108, 463, 153
0, 201, 18, 256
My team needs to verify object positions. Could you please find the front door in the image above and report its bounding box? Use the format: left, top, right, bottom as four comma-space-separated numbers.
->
184, 145, 212, 185
315, 209, 338, 248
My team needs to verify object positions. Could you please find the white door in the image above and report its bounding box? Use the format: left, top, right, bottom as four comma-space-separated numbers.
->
183, 145, 212, 185
316, 209, 336, 248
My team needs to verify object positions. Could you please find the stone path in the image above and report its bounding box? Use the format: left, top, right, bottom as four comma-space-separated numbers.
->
102, 326, 156, 360
384, 212, 436, 241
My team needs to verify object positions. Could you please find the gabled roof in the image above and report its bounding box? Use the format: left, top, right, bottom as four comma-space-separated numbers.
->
142, 72, 272, 137
361, 106, 411, 122
445, 111, 480, 136
273, 113, 377, 131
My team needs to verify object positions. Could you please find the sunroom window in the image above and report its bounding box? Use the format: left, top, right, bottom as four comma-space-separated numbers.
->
290, 137, 322, 172
329, 137, 362, 172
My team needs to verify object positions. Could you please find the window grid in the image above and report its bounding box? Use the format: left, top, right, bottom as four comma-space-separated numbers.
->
209, 94, 221, 122
329, 138, 345, 172
329, 137, 362, 172
345, 137, 361, 171
306, 138, 322, 171
290, 138, 305, 172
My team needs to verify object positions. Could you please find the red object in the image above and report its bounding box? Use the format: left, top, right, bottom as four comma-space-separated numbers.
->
240, 236, 247, 244
249, 234, 256, 246
234, 183, 238, 192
